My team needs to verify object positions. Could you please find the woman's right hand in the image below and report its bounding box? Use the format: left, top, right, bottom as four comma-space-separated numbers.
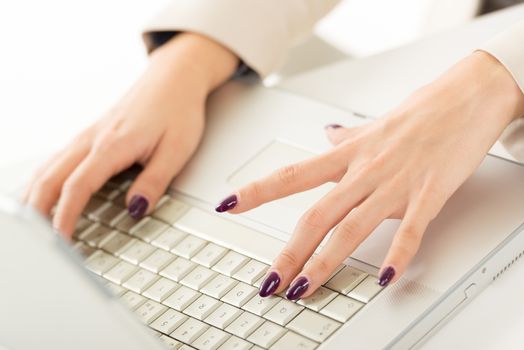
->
22, 33, 238, 237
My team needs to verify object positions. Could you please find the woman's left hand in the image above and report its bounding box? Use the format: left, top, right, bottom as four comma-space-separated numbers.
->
215, 51, 524, 300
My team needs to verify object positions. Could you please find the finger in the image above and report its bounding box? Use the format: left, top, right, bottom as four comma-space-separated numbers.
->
21, 151, 62, 202
287, 190, 393, 300
324, 124, 358, 146
216, 150, 347, 214
26, 141, 91, 216
378, 194, 441, 286
52, 143, 136, 236
126, 135, 193, 219
257, 173, 375, 298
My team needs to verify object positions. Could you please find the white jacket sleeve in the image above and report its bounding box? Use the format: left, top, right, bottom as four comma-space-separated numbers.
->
142, 0, 341, 78
480, 20, 524, 162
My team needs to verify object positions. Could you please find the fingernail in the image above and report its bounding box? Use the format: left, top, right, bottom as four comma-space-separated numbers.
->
325, 124, 342, 129
259, 271, 281, 297
378, 266, 396, 287
286, 276, 309, 301
128, 195, 148, 219
215, 194, 238, 213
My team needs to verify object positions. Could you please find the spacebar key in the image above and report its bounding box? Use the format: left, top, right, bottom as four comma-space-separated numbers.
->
175, 208, 284, 264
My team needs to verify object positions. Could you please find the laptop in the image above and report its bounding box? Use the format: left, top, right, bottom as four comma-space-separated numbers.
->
2, 80, 524, 350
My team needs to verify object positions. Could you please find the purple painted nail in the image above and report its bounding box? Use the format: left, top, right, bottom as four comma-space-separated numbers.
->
286, 276, 310, 301
259, 271, 281, 297
378, 266, 396, 287
215, 194, 238, 213
128, 195, 148, 220
325, 124, 342, 129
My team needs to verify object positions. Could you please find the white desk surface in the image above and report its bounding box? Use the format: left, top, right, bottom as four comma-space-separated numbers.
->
279, 4, 524, 350
1, 2, 524, 349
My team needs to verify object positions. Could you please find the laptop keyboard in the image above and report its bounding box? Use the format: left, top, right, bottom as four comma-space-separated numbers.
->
71, 179, 385, 350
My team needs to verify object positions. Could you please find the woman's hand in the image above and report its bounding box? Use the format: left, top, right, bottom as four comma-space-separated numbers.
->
216, 51, 524, 299
23, 33, 238, 236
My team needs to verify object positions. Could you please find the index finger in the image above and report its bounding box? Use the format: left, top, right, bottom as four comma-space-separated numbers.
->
52, 146, 135, 236
217, 150, 346, 214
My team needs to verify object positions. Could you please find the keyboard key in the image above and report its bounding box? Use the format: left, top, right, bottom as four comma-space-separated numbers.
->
85, 250, 119, 275
225, 311, 264, 338
205, 303, 243, 329
192, 243, 228, 268
163, 286, 201, 311
287, 309, 340, 342
297, 286, 337, 312
72, 242, 95, 259
152, 228, 187, 251
347, 274, 383, 303
122, 268, 158, 293
91, 203, 126, 227
112, 192, 127, 208
184, 295, 221, 320
247, 321, 286, 348
103, 260, 137, 284
84, 196, 107, 216
120, 291, 146, 310
171, 235, 207, 259
81, 224, 116, 248
130, 217, 169, 242
158, 334, 183, 349
242, 294, 280, 316
153, 198, 190, 225
161, 258, 197, 282
192, 327, 229, 350
221, 282, 258, 307
100, 231, 133, 255
217, 336, 252, 350
105, 282, 126, 297
143, 278, 179, 302
200, 274, 237, 299
96, 183, 120, 200
140, 249, 176, 273
115, 214, 141, 233
325, 266, 367, 294
232, 260, 268, 284
180, 266, 216, 290
320, 294, 363, 322
212, 251, 249, 276
150, 309, 188, 335
73, 216, 92, 237
135, 300, 167, 324
120, 240, 155, 264
171, 318, 208, 344
271, 332, 317, 350
264, 299, 303, 326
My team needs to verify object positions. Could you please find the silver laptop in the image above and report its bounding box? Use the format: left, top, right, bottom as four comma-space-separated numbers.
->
2, 81, 524, 350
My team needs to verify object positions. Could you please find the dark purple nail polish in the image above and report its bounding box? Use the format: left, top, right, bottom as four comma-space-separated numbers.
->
378, 266, 396, 287
259, 271, 281, 297
215, 194, 238, 213
325, 124, 342, 129
128, 195, 148, 219
286, 276, 309, 301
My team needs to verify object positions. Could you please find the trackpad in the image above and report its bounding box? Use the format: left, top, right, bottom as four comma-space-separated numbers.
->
228, 141, 335, 212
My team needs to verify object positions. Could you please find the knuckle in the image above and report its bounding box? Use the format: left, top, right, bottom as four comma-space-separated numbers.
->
336, 219, 362, 246
243, 180, 263, 203
399, 226, 422, 247
32, 176, 56, 193
300, 207, 327, 230
276, 164, 300, 185
277, 249, 301, 269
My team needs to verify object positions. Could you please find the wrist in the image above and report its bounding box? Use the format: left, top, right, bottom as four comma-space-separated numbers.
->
149, 32, 239, 94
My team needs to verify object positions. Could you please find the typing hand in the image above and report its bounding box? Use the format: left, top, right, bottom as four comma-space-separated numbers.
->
23, 33, 238, 237
216, 51, 524, 299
